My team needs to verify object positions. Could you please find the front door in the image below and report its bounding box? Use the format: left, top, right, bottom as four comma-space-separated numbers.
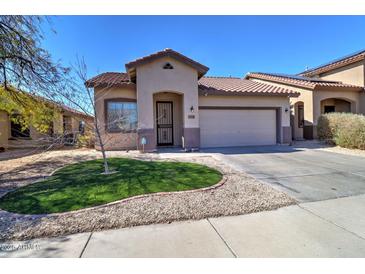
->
156, 101, 174, 146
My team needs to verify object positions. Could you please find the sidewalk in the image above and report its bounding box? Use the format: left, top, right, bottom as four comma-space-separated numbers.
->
1, 194, 365, 258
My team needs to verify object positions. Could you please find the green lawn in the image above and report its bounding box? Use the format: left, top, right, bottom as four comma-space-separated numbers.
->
0, 158, 222, 214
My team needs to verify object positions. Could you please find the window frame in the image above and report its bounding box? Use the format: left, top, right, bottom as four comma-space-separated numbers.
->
104, 98, 138, 133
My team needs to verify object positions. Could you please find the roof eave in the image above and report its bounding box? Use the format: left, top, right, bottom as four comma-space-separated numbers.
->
299, 53, 365, 77
246, 74, 315, 90
198, 87, 300, 97
314, 85, 364, 92
125, 49, 209, 80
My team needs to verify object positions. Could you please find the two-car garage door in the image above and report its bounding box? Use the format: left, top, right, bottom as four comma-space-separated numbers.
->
199, 109, 277, 148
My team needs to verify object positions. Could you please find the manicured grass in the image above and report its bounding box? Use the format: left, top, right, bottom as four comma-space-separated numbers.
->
0, 158, 222, 214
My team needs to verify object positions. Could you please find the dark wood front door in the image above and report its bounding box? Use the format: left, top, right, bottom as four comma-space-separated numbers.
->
156, 101, 173, 146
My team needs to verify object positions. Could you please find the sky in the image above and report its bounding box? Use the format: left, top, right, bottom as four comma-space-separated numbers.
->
41, 16, 365, 79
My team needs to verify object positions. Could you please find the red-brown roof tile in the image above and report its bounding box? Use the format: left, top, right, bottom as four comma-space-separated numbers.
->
85, 72, 133, 88
299, 50, 365, 77
246, 72, 364, 91
198, 76, 300, 97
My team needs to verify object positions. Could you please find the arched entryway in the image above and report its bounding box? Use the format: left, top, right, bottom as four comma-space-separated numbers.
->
153, 91, 183, 147
292, 101, 304, 140
320, 98, 354, 114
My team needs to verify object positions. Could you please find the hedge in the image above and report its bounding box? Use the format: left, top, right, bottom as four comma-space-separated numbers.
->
317, 113, 365, 150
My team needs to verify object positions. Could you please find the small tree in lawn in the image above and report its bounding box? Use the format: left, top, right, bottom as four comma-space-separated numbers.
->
54, 57, 138, 175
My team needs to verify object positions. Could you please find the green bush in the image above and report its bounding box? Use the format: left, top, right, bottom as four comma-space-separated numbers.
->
77, 132, 95, 148
317, 113, 365, 150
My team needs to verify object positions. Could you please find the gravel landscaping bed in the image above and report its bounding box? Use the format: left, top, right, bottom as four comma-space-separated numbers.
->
0, 149, 296, 241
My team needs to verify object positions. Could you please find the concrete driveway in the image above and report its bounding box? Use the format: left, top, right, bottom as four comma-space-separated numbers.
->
204, 144, 365, 202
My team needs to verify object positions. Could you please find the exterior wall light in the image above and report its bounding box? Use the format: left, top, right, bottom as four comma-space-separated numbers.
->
190, 106, 194, 113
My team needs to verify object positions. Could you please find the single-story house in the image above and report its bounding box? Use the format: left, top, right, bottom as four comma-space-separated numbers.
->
86, 48, 299, 151
0, 91, 94, 150
246, 50, 365, 140
86, 48, 365, 151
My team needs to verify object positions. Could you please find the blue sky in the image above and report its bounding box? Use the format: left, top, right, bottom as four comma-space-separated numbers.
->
42, 16, 365, 78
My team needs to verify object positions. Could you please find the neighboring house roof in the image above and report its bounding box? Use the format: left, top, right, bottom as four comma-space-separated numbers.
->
125, 48, 209, 79
85, 72, 133, 88
298, 49, 365, 77
245, 72, 364, 91
2, 85, 94, 120
56, 103, 94, 121
198, 76, 300, 97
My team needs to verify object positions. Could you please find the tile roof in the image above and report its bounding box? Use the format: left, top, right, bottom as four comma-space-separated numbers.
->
298, 49, 365, 77
246, 72, 364, 91
198, 76, 300, 97
125, 48, 209, 78
85, 73, 299, 97
85, 72, 133, 88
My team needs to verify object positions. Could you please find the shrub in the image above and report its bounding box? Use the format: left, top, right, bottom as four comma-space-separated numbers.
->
317, 113, 365, 150
77, 132, 95, 148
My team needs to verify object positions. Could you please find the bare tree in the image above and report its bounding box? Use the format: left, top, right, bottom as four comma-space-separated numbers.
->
47, 57, 139, 174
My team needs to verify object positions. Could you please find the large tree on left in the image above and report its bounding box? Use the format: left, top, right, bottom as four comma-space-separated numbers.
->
0, 16, 67, 133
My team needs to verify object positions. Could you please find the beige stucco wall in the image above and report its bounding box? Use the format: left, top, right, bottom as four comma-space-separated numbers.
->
153, 92, 183, 146
250, 78, 314, 124
318, 61, 365, 86
94, 86, 137, 150
198, 95, 291, 126
0, 110, 9, 148
136, 57, 199, 130
360, 92, 365, 114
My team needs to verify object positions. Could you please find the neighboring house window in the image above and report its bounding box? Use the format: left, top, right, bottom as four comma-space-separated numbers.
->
10, 116, 30, 138
298, 105, 304, 128
106, 100, 137, 132
163, 63, 174, 69
48, 121, 54, 136
79, 121, 85, 135
63, 115, 72, 133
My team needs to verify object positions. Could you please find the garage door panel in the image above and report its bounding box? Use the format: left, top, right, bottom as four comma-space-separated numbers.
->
199, 109, 277, 147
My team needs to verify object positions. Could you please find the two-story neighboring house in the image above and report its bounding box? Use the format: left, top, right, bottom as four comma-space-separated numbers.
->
246, 50, 365, 140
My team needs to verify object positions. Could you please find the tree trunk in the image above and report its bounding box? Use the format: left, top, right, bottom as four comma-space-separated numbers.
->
94, 117, 109, 174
